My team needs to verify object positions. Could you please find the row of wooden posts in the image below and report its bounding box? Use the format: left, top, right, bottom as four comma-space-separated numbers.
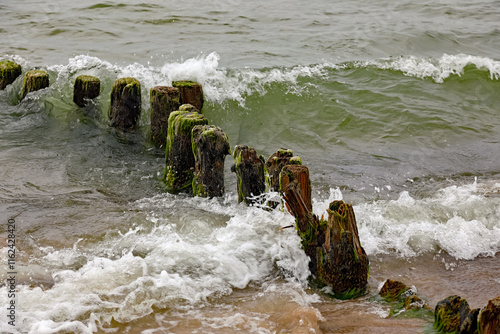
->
2, 60, 499, 332
0, 59, 369, 298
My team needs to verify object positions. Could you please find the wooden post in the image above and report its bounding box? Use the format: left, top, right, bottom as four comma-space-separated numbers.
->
281, 166, 369, 299
150, 86, 180, 147
231, 145, 265, 205
109, 77, 141, 130
73, 75, 100, 107
164, 110, 208, 193
172, 81, 204, 111
434, 295, 479, 334
192, 125, 230, 197
479, 297, 500, 334
0, 60, 22, 90
265, 148, 302, 192
21, 70, 49, 100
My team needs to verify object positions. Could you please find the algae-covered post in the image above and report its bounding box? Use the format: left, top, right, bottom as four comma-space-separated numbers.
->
0, 60, 22, 90
434, 295, 479, 334
164, 108, 208, 193
73, 75, 100, 107
280, 164, 369, 299
150, 86, 180, 147
109, 77, 141, 130
21, 70, 49, 100
231, 145, 266, 205
192, 125, 231, 197
172, 81, 204, 111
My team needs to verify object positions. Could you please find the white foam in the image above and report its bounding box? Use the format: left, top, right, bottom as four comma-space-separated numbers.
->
2, 194, 312, 333
363, 54, 500, 83
354, 179, 500, 259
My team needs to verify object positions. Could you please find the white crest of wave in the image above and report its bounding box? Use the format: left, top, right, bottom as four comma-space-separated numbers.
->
46, 53, 331, 107
364, 54, 500, 83
355, 178, 500, 259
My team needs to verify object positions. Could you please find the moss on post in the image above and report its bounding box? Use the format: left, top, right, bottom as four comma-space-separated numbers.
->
191, 125, 230, 197
21, 70, 49, 100
172, 80, 204, 111
164, 110, 208, 193
0, 60, 22, 90
150, 86, 180, 147
231, 145, 266, 205
109, 77, 141, 130
73, 75, 100, 107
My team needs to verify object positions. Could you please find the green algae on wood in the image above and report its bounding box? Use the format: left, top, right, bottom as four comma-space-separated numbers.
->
231, 145, 266, 205
192, 125, 230, 197
150, 86, 180, 147
109, 77, 141, 130
172, 80, 204, 111
21, 70, 49, 100
0, 60, 22, 90
73, 75, 100, 107
164, 110, 208, 194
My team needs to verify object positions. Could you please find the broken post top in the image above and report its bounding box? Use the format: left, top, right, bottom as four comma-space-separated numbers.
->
111, 77, 140, 99
172, 80, 204, 111
73, 75, 100, 107
265, 148, 303, 193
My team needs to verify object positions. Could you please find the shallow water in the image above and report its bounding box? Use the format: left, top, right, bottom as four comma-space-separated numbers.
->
1, 0, 500, 333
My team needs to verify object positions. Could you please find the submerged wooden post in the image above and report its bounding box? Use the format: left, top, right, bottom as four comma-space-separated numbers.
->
109, 77, 141, 130
150, 86, 180, 147
192, 125, 230, 197
281, 165, 368, 299
0, 60, 22, 90
164, 109, 208, 193
172, 80, 204, 111
231, 145, 265, 205
73, 75, 100, 107
21, 70, 49, 100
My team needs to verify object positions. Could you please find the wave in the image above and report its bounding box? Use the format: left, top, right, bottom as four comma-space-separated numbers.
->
3, 52, 498, 109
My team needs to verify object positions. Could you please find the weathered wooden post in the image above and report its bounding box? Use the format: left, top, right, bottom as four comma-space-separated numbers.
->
279, 164, 311, 215
21, 70, 49, 100
265, 148, 302, 193
192, 125, 230, 197
73, 75, 100, 107
109, 77, 141, 130
0, 60, 22, 90
172, 80, 204, 111
164, 109, 208, 193
479, 297, 500, 334
434, 295, 479, 334
281, 164, 369, 299
231, 145, 266, 205
150, 86, 180, 147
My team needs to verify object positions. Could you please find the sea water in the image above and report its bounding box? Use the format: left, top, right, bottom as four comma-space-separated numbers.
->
1, 0, 500, 333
